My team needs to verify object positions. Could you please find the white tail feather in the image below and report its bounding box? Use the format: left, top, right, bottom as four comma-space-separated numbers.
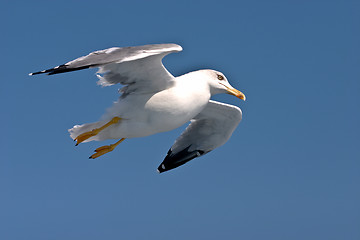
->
68, 121, 108, 142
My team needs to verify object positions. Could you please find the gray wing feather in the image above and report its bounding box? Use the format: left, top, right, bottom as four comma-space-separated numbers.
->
30, 43, 182, 94
158, 100, 242, 172
172, 100, 242, 153
65, 44, 181, 69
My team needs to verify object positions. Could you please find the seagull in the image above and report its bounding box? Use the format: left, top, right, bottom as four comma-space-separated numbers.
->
30, 43, 246, 173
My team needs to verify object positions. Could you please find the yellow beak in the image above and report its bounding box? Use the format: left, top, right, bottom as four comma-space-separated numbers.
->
226, 87, 246, 101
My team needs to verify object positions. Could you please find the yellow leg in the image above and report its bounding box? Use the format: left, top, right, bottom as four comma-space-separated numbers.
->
75, 117, 121, 146
89, 138, 126, 159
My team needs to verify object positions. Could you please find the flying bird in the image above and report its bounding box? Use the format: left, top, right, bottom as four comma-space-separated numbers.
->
30, 44, 246, 173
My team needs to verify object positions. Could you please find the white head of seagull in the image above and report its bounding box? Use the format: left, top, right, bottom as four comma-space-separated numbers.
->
182, 69, 246, 101
210, 70, 245, 100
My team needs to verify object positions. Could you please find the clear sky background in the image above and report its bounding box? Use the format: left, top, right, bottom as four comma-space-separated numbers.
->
1, 0, 359, 239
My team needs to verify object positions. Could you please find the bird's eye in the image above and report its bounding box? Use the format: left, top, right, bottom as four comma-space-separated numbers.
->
217, 74, 224, 80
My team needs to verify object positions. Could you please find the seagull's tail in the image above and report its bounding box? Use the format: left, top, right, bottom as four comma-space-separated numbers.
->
68, 121, 108, 142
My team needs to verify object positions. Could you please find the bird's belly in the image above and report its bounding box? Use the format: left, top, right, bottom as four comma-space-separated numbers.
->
111, 89, 210, 138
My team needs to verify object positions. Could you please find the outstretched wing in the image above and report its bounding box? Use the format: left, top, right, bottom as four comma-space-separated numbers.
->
158, 100, 242, 173
30, 43, 182, 94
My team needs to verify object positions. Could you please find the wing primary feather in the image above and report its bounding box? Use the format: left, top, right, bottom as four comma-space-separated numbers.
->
157, 100, 242, 173
157, 146, 205, 173
30, 64, 98, 76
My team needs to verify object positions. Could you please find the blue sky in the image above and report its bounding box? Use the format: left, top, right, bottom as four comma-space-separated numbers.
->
1, 0, 359, 239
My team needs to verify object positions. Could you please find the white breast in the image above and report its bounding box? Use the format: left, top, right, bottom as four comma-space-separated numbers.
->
104, 75, 211, 139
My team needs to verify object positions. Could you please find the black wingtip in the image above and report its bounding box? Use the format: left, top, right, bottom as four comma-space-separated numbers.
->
29, 64, 96, 76
157, 146, 205, 173
29, 65, 64, 76
29, 70, 48, 76
157, 163, 167, 173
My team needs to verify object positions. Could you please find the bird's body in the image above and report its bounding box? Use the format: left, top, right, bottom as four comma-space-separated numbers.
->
72, 70, 212, 140
30, 44, 245, 172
